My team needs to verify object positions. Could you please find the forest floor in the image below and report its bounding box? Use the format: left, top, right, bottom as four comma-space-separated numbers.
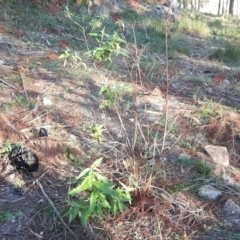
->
1, 1, 240, 239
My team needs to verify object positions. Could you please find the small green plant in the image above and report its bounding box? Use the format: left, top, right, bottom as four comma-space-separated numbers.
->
64, 158, 132, 223
210, 45, 240, 62
99, 83, 132, 109
86, 28, 127, 62
59, 49, 87, 69
178, 16, 211, 36
0, 210, 23, 222
194, 159, 211, 176
0, 211, 13, 222
0, 140, 12, 153
197, 100, 219, 125
89, 15, 105, 31
87, 124, 105, 145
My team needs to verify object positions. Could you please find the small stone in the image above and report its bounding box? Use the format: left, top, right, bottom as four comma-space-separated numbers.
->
152, 88, 162, 97
222, 79, 230, 86
191, 54, 200, 58
43, 97, 52, 106
198, 185, 222, 200
178, 153, 191, 160
204, 145, 229, 167
205, 87, 213, 94
170, 82, 179, 90
223, 199, 240, 215
116, 132, 122, 138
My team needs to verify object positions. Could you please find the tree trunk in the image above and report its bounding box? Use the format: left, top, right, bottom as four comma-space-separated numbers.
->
218, 0, 223, 15
229, 0, 234, 14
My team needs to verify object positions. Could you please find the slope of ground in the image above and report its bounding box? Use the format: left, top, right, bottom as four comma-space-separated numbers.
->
0, 1, 240, 239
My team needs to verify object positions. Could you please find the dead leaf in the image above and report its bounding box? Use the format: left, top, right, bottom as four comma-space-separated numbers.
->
213, 72, 225, 83
45, 52, 58, 61
59, 39, 72, 49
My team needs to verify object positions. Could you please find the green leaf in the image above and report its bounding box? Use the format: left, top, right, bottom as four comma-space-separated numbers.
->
99, 196, 111, 209
118, 201, 127, 214
94, 181, 115, 196
111, 201, 117, 216
88, 32, 100, 37
90, 191, 98, 211
66, 200, 88, 208
69, 175, 93, 195
78, 168, 91, 179
71, 207, 79, 221
94, 172, 107, 181
80, 209, 91, 223
91, 157, 103, 168
97, 205, 103, 216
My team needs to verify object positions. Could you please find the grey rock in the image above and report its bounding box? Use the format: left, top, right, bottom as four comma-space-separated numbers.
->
152, 5, 176, 21
223, 199, 240, 215
178, 153, 191, 160
205, 87, 213, 94
198, 185, 222, 200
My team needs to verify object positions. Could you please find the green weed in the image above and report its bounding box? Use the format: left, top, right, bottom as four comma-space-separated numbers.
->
179, 156, 211, 176
99, 83, 132, 109
87, 124, 105, 145
194, 159, 211, 176
86, 29, 127, 62
210, 45, 240, 62
59, 49, 87, 69
197, 100, 220, 125
64, 158, 133, 223
178, 16, 211, 36
0, 210, 23, 222
0, 140, 12, 153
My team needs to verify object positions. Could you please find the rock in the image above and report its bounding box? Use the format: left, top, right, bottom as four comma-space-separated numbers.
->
204, 145, 229, 167
222, 79, 230, 86
198, 185, 222, 200
170, 82, 180, 90
89, 0, 123, 17
223, 199, 240, 215
178, 153, 191, 160
152, 5, 176, 21
38, 128, 48, 137
9, 145, 39, 172
43, 97, 52, 106
151, 88, 162, 97
221, 173, 235, 185
165, 0, 179, 13
205, 87, 213, 94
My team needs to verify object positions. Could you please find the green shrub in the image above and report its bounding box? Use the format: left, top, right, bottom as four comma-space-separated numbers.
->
64, 158, 133, 223
211, 45, 240, 62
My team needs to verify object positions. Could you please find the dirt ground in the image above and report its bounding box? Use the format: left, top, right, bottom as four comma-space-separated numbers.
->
1, 1, 240, 239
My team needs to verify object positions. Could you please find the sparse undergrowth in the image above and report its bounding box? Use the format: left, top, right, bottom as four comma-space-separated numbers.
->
0, 1, 240, 240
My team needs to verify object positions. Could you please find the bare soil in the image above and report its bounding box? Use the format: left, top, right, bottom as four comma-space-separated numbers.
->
1, 1, 240, 239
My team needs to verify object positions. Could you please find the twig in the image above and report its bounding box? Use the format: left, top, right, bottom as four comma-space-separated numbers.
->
28, 228, 44, 239
0, 78, 16, 89
26, 107, 62, 123
18, 69, 32, 108
0, 197, 25, 203
36, 179, 77, 239
23, 170, 49, 194
161, 18, 172, 155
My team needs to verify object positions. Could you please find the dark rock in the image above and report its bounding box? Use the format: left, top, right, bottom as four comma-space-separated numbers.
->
9, 145, 39, 172
38, 128, 48, 137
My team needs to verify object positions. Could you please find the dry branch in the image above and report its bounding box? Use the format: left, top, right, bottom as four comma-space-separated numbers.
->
36, 179, 77, 240
0, 78, 16, 89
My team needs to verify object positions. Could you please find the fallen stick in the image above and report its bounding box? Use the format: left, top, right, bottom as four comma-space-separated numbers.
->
36, 179, 77, 239
0, 78, 16, 89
